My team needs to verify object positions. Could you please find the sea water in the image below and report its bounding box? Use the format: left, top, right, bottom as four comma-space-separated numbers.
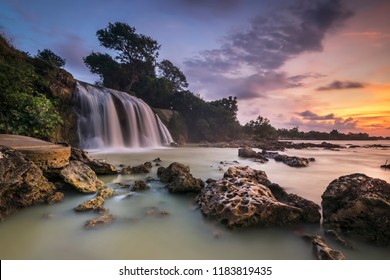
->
0, 142, 389, 259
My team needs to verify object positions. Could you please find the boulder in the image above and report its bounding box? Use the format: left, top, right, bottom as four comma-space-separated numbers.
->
74, 196, 105, 212
197, 166, 320, 228
84, 213, 116, 229
131, 180, 150, 191
303, 234, 345, 260
264, 151, 311, 167
121, 162, 152, 174
60, 161, 105, 193
97, 187, 115, 199
322, 173, 390, 245
47, 192, 65, 205
0, 146, 56, 220
70, 147, 117, 175
157, 162, 204, 193
238, 147, 268, 163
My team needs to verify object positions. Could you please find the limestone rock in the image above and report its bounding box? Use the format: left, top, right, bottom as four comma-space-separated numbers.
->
74, 196, 105, 212
157, 162, 204, 193
303, 234, 345, 260
197, 166, 320, 228
47, 192, 65, 205
60, 161, 105, 193
70, 147, 117, 175
97, 187, 115, 199
238, 147, 268, 163
131, 180, 150, 191
0, 146, 56, 220
121, 162, 152, 174
264, 151, 311, 167
322, 173, 390, 245
84, 214, 116, 229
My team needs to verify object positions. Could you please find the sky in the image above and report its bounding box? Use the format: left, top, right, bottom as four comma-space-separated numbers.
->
1, 0, 389, 136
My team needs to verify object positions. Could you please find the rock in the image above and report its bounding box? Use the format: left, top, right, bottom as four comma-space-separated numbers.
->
121, 162, 152, 175
238, 147, 268, 162
303, 234, 345, 260
70, 147, 117, 175
197, 166, 320, 228
153, 157, 162, 162
84, 214, 116, 229
157, 162, 204, 193
74, 196, 105, 212
144, 206, 170, 217
322, 173, 390, 245
0, 146, 56, 221
224, 165, 271, 186
264, 151, 311, 167
97, 187, 115, 199
325, 230, 352, 248
60, 161, 105, 193
121, 165, 132, 175
131, 180, 150, 191
47, 192, 65, 205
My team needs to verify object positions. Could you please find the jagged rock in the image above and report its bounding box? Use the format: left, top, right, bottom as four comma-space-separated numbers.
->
121, 162, 152, 174
303, 234, 345, 260
157, 162, 204, 193
322, 173, 390, 245
84, 214, 116, 229
197, 166, 320, 228
47, 192, 65, 205
264, 151, 311, 167
97, 187, 115, 199
238, 147, 268, 163
74, 196, 105, 212
131, 180, 150, 191
0, 146, 56, 221
153, 157, 162, 162
325, 230, 352, 248
70, 147, 117, 174
60, 161, 105, 193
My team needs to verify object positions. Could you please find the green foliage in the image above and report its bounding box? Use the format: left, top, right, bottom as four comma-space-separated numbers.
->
157, 59, 188, 92
244, 115, 277, 139
84, 22, 160, 92
0, 34, 63, 140
36, 49, 66, 67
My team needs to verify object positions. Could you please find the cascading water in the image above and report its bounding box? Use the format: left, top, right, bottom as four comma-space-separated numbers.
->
74, 81, 173, 149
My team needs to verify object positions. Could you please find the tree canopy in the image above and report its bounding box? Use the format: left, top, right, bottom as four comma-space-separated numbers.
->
36, 49, 66, 67
84, 22, 160, 92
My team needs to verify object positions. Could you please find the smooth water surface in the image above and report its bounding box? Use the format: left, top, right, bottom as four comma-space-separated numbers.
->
1, 142, 390, 259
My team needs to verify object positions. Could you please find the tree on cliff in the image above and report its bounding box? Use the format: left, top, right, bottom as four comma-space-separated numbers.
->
157, 59, 188, 92
84, 22, 160, 92
36, 49, 66, 67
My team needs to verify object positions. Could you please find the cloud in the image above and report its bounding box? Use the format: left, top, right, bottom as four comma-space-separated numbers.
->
316, 80, 365, 90
56, 34, 91, 70
287, 114, 358, 132
297, 110, 335, 120
185, 0, 353, 74
185, 0, 354, 101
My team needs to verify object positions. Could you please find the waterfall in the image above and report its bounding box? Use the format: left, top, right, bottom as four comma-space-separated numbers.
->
74, 81, 173, 149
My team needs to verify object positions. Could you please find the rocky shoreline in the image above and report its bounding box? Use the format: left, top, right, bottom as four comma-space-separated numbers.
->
1, 137, 390, 259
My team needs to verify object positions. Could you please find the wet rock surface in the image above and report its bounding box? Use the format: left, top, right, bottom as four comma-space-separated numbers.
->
121, 162, 152, 174
322, 173, 390, 245
60, 161, 105, 193
197, 166, 320, 228
303, 234, 345, 260
131, 180, 150, 191
70, 147, 117, 174
84, 213, 116, 229
157, 162, 204, 193
0, 146, 56, 220
74, 196, 105, 212
238, 147, 314, 167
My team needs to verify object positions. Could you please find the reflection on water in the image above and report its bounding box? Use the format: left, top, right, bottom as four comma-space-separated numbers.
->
1, 142, 390, 259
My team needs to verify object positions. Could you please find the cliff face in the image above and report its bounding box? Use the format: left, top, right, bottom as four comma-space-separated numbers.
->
154, 108, 188, 144
29, 57, 78, 145
0, 35, 78, 145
